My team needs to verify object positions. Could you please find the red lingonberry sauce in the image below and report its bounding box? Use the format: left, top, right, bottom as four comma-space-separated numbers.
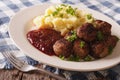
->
27, 28, 62, 56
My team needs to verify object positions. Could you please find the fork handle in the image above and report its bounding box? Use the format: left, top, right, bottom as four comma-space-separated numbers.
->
36, 68, 67, 80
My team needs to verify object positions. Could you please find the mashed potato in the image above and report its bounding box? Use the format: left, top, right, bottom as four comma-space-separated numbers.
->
33, 4, 94, 35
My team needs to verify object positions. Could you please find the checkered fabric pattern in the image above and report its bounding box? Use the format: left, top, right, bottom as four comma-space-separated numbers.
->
0, 0, 120, 80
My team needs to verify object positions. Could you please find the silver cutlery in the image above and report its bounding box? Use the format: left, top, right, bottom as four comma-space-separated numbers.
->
2, 51, 67, 80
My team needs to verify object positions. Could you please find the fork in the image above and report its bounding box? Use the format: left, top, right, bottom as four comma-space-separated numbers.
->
2, 51, 67, 80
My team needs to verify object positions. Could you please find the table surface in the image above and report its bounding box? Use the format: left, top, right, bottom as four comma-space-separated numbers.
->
0, 64, 57, 80
0, 64, 108, 80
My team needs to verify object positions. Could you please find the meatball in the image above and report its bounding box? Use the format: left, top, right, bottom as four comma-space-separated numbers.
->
73, 39, 89, 58
91, 41, 109, 58
64, 31, 77, 42
65, 31, 75, 39
106, 35, 118, 48
53, 38, 73, 57
95, 20, 111, 35
77, 23, 97, 42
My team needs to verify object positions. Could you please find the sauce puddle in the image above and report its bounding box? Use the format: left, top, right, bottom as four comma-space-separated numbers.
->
27, 28, 63, 56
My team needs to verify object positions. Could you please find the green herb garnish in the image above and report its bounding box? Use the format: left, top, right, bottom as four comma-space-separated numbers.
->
56, 7, 63, 12
52, 5, 63, 16
66, 31, 77, 42
59, 13, 63, 18
86, 14, 92, 20
116, 37, 119, 41
66, 5, 76, 16
59, 55, 65, 60
52, 11, 58, 16
68, 55, 80, 62
52, 4, 77, 17
45, 15, 50, 17
61, 4, 67, 7
84, 55, 93, 61
80, 41, 85, 48
108, 46, 113, 54
97, 31, 104, 41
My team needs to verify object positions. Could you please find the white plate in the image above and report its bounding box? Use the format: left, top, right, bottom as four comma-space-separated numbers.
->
9, 3, 120, 71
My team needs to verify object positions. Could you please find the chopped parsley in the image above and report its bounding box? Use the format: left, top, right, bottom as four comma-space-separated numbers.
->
108, 46, 113, 54
66, 31, 77, 42
56, 7, 63, 12
59, 54, 94, 62
52, 7, 63, 16
51, 4, 77, 17
60, 13, 63, 18
86, 14, 92, 20
84, 55, 93, 61
61, 4, 67, 7
80, 41, 85, 48
45, 15, 50, 17
59, 55, 65, 60
66, 6, 75, 15
59, 54, 80, 61
97, 31, 104, 41
116, 37, 120, 41
68, 55, 80, 62
66, 6, 76, 16
52, 11, 58, 16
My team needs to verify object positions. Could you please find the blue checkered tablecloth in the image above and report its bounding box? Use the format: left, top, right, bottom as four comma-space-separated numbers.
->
0, 0, 120, 80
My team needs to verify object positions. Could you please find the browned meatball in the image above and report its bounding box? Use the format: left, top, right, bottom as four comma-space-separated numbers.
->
106, 35, 118, 48
77, 23, 97, 42
95, 20, 111, 35
53, 38, 73, 57
91, 41, 109, 58
73, 39, 89, 58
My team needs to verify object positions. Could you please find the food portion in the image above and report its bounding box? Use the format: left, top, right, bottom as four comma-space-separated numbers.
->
91, 35, 118, 58
27, 28, 63, 55
33, 4, 94, 35
73, 39, 89, 58
77, 23, 97, 42
27, 4, 119, 62
53, 38, 73, 57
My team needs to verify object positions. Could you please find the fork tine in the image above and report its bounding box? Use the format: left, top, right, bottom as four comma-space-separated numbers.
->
2, 52, 21, 69
3, 52, 23, 69
5, 52, 25, 66
6, 52, 25, 65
